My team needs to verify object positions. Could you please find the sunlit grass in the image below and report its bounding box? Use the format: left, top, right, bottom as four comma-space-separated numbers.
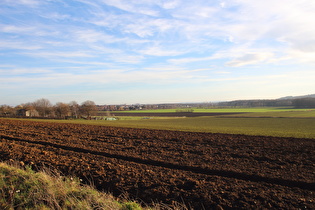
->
4, 108, 315, 139
0, 162, 146, 210
100, 117, 315, 139
108, 107, 315, 113
223, 110, 315, 118
9, 115, 315, 139
113, 116, 185, 120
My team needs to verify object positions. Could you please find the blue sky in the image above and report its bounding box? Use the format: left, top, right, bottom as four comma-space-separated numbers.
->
1, 0, 315, 105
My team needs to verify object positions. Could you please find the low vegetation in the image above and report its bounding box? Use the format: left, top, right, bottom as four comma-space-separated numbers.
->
94, 117, 315, 139
3, 108, 315, 139
110, 107, 315, 113
0, 162, 148, 210
223, 110, 315, 118
9, 110, 315, 139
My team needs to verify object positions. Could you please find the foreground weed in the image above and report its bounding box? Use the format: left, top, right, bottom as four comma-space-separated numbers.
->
0, 162, 149, 210
121, 202, 142, 210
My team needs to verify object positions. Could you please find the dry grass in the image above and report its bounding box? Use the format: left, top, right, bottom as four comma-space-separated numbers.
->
0, 161, 184, 210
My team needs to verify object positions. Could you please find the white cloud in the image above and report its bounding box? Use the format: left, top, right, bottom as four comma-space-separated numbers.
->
101, 0, 160, 16
39, 12, 71, 21
23, 51, 96, 58
109, 54, 145, 64
0, 24, 35, 34
285, 49, 315, 63
18, 0, 40, 6
0, 40, 42, 50
121, 18, 175, 38
138, 45, 187, 56
1, 0, 315, 104
123, 23, 154, 38
226, 52, 274, 67
168, 56, 215, 64
75, 29, 122, 43
158, 0, 180, 9
2, 0, 41, 7
224, 0, 315, 48
0, 67, 52, 75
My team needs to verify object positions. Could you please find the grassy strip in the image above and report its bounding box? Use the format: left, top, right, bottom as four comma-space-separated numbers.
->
108, 107, 315, 113
110, 116, 185, 120
96, 117, 315, 139
222, 110, 315, 118
0, 162, 149, 210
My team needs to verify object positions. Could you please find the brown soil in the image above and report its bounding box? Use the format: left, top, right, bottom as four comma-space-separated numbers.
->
0, 119, 314, 209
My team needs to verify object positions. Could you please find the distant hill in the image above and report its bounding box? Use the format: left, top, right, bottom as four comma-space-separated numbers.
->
216, 94, 315, 108
278, 94, 315, 100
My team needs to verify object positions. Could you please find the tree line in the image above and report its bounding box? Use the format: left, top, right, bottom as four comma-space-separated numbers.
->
0, 98, 98, 119
217, 98, 315, 108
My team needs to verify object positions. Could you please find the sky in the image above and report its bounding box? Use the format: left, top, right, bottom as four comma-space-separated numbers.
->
1, 0, 315, 105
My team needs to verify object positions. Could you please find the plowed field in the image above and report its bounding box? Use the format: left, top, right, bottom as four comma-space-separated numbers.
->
0, 119, 314, 209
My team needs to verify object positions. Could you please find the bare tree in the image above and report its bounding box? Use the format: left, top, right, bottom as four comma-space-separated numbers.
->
0, 105, 15, 117
54, 102, 70, 119
69, 101, 79, 119
19, 102, 34, 110
32, 98, 52, 117
79, 100, 97, 119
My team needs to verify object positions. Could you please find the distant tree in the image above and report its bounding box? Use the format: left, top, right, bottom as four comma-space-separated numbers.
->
32, 98, 52, 117
54, 102, 70, 119
0, 105, 15, 117
79, 100, 97, 119
69, 101, 80, 118
293, 98, 315, 108
19, 102, 34, 110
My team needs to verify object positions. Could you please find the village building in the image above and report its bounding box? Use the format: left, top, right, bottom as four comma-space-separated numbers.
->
16, 109, 39, 117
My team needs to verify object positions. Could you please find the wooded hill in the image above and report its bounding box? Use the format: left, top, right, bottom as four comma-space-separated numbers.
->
217, 94, 315, 108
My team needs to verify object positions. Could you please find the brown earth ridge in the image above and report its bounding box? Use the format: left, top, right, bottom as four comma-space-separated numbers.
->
0, 119, 314, 209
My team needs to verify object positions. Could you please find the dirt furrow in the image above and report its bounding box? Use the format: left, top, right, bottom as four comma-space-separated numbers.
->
0, 119, 314, 209
1, 134, 314, 192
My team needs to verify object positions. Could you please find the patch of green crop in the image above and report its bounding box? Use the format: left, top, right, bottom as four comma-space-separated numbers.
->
5, 115, 315, 139
28, 116, 315, 139
222, 110, 315, 118
100, 117, 315, 139
78, 117, 315, 139
107, 107, 314, 113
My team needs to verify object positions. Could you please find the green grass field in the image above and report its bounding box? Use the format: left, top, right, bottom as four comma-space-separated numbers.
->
108, 107, 315, 113
5, 107, 315, 140
13, 114, 315, 139
96, 108, 315, 139
223, 110, 315, 118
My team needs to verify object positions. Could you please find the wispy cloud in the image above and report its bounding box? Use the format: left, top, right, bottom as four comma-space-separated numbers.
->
101, 0, 160, 16
0, 67, 52, 75
226, 52, 274, 67
1, 0, 315, 104
75, 29, 123, 43
2, 0, 41, 7
138, 45, 187, 57
0, 40, 42, 50
23, 51, 96, 58
168, 56, 216, 65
